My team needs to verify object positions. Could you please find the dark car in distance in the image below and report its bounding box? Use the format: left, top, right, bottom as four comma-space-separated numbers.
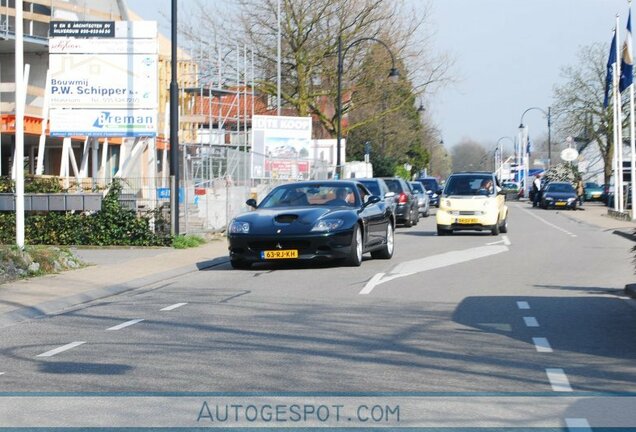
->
416, 177, 442, 207
380, 177, 419, 227
227, 180, 395, 269
540, 182, 577, 210
356, 178, 397, 216
584, 182, 604, 202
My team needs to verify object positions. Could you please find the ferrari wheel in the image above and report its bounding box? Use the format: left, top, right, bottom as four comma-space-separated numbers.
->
371, 223, 394, 259
346, 224, 363, 266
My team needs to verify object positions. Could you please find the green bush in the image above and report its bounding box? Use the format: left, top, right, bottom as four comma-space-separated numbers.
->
172, 235, 206, 249
0, 179, 170, 246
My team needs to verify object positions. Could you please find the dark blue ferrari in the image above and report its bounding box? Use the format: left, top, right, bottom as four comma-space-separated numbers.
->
227, 180, 395, 269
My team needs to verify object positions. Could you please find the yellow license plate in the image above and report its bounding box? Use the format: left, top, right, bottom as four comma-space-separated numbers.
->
261, 249, 299, 259
592, 193, 601, 197
555, 202, 567, 206
457, 217, 478, 224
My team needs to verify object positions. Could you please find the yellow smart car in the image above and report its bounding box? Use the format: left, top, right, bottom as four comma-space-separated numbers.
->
436, 172, 508, 236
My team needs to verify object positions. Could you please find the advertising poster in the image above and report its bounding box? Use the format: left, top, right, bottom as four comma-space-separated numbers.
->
251, 115, 312, 179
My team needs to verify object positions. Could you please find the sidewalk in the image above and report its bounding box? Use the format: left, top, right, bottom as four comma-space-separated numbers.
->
0, 238, 229, 328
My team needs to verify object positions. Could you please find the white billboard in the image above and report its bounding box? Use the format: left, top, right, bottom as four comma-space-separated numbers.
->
251, 115, 313, 179
48, 21, 158, 137
50, 109, 157, 137
49, 54, 157, 109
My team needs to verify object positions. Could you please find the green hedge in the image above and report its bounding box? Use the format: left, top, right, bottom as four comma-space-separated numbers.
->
0, 179, 170, 246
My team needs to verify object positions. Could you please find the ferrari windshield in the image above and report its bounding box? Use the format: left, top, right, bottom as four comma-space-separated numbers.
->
259, 184, 361, 208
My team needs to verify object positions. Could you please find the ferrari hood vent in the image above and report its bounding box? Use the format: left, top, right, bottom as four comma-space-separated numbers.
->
274, 214, 299, 224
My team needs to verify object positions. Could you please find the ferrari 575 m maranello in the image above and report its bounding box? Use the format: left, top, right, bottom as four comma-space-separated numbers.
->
227, 180, 395, 269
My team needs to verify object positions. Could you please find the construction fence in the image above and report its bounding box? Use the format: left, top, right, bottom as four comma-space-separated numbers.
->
109, 145, 333, 234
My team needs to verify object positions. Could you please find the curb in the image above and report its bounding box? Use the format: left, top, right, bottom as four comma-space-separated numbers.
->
625, 283, 636, 298
0, 255, 229, 329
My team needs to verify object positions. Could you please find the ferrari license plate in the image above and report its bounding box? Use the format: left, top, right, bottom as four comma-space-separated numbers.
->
261, 249, 299, 259
555, 202, 567, 206
457, 217, 478, 224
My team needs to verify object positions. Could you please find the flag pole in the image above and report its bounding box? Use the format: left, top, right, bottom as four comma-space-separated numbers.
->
616, 15, 624, 212
628, 2, 636, 220
612, 27, 620, 212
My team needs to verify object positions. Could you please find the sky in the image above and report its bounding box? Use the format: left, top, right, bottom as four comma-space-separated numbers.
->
125, 0, 632, 150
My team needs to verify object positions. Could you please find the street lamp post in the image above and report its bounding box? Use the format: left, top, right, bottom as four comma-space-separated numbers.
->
169, 0, 180, 236
519, 106, 551, 199
336, 35, 399, 178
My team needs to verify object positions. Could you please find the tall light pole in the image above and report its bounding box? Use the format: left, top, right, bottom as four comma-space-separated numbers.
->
519, 106, 551, 198
169, 0, 180, 235
519, 106, 551, 167
336, 36, 399, 178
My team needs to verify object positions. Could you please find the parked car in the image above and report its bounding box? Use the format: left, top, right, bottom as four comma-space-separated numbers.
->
584, 182, 604, 202
380, 177, 419, 227
540, 182, 577, 210
501, 181, 520, 192
436, 171, 508, 236
409, 181, 431, 217
415, 177, 442, 207
356, 178, 397, 216
227, 181, 395, 269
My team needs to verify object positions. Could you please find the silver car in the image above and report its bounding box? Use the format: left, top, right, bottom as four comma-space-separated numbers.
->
409, 181, 431, 217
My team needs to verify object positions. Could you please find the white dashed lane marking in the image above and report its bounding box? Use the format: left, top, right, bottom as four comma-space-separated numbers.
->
517, 301, 530, 310
160, 303, 187, 311
516, 204, 577, 237
523, 316, 539, 327
546, 368, 573, 392
36, 341, 86, 358
106, 319, 144, 331
532, 337, 553, 353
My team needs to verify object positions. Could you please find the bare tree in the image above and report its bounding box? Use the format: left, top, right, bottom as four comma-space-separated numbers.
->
181, 0, 450, 138
552, 43, 617, 186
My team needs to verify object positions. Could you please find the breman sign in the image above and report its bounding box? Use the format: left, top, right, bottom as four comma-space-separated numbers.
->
50, 110, 157, 137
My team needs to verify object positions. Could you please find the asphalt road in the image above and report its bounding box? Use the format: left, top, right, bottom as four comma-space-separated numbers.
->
1, 203, 636, 428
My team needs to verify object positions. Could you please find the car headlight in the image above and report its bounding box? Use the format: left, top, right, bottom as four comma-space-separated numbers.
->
444, 200, 452, 208
545, 196, 554, 201
229, 220, 250, 234
311, 218, 345, 232
432, 193, 438, 198
567, 197, 576, 202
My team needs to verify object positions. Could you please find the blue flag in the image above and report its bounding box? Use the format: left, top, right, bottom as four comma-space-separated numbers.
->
605, 30, 617, 108
620, 10, 634, 92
